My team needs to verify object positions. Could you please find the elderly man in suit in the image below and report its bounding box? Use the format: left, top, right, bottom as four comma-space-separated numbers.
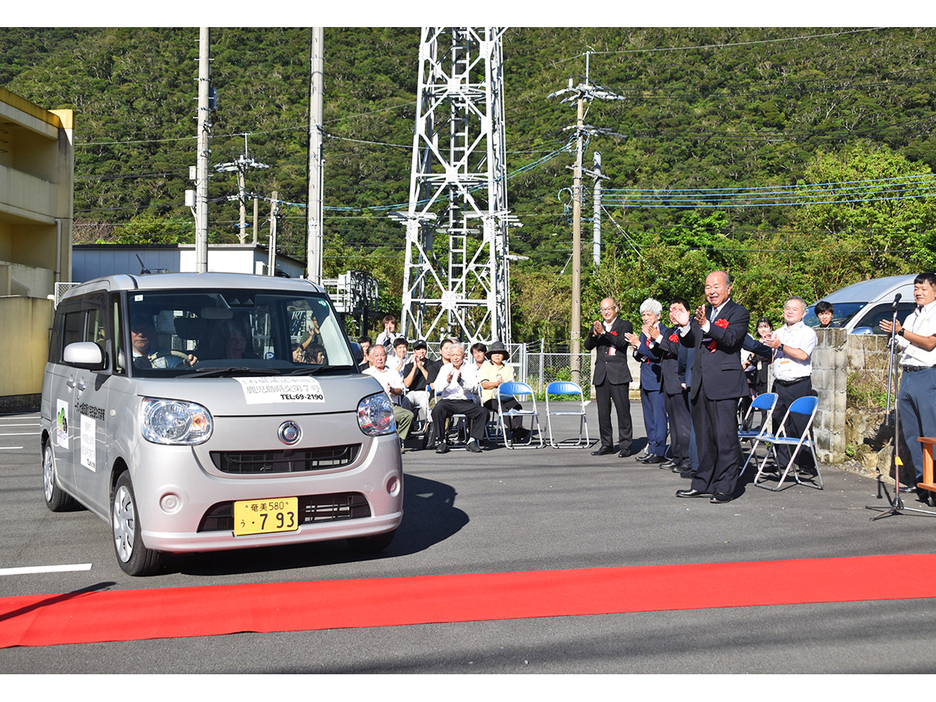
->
585, 297, 634, 457
667, 271, 750, 503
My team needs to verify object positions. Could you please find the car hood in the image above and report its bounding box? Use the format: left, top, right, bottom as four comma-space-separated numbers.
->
132, 373, 384, 416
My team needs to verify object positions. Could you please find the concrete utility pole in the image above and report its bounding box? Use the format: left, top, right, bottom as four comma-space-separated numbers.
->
307, 27, 325, 285
195, 27, 211, 273
548, 56, 625, 383
592, 152, 602, 267
268, 191, 279, 276
214, 135, 270, 244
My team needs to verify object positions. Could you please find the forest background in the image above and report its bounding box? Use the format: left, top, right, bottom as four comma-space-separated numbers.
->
3, 26, 936, 344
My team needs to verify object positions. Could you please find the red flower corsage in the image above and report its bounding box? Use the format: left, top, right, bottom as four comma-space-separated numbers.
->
668, 333, 679, 343
714, 318, 729, 329
609, 331, 618, 336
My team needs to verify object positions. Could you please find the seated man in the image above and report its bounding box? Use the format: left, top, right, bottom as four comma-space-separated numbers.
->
363, 344, 415, 451
402, 339, 432, 426
130, 315, 188, 369
430, 343, 489, 454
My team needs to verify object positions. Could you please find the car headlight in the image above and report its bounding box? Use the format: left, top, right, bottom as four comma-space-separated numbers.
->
357, 392, 396, 436
141, 398, 213, 445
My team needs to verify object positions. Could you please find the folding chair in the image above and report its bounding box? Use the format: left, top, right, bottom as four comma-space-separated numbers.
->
753, 395, 823, 491
431, 389, 471, 450
497, 381, 543, 448
545, 381, 590, 448
736, 392, 777, 478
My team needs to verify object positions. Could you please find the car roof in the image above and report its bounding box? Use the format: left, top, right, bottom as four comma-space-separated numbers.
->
63, 272, 325, 299
814, 275, 916, 304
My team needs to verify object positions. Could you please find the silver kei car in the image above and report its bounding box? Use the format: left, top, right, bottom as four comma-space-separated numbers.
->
40, 272, 403, 575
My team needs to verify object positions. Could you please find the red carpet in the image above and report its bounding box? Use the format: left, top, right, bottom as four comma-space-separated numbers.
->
2, 553, 936, 648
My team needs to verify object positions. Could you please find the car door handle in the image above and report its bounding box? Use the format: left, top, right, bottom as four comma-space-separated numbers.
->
68, 378, 86, 391
66, 378, 76, 389
75, 380, 86, 391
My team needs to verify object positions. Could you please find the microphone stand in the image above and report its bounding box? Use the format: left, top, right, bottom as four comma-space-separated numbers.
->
867, 300, 936, 520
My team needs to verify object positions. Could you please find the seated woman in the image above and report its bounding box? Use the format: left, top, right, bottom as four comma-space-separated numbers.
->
189, 317, 255, 365
480, 341, 528, 442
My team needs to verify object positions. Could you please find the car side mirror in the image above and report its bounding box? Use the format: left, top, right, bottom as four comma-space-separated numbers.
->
64, 341, 106, 370
349, 342, 364, 364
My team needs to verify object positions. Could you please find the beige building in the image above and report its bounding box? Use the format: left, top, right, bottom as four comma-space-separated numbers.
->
0, 87, 74, 410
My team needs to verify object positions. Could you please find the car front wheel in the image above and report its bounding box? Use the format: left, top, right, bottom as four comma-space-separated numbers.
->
42, 443, 74, 512
111, 472, 162, 576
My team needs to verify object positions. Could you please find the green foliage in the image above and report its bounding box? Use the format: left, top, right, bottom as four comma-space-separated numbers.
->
103, 212, 194, 245
4, 27, 936, 341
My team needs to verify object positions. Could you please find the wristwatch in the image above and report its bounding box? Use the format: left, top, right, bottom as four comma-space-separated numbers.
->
898, 328, 906, 337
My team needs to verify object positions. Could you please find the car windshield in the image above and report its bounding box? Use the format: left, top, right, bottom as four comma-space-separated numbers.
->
803, 302, 867, 329
126, 289, 354, 376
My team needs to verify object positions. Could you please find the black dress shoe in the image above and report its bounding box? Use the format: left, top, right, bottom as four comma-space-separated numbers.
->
898, 485, 918, 494
676, 488, 709, 498
618, 449, 632, 458
661, 460, 678, 470
592, 446, 615, 456
642, 454, 665, 464
466, 439, 483, 453
710, 492, 734, 504
435, 441, 450, 454
680, 469, 697, 479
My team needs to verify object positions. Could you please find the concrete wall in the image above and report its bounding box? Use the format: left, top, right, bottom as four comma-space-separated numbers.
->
811, 329, 890, 464
0, 296, 53, 408
0, 88, 73, 411
73, 244, 305, 282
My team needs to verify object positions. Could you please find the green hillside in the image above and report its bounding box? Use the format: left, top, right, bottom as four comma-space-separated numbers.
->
4, 27, 936, 340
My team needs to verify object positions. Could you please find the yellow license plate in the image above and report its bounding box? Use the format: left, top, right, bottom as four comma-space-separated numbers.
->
234, 497, 299, 536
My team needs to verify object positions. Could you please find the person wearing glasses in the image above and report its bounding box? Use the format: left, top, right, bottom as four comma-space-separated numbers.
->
584, 297, 634, 458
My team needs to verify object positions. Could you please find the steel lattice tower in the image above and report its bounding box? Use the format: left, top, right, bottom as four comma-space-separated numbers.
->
395, 27, 514, 344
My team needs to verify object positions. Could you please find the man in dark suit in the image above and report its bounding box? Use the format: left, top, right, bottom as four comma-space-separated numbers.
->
668, 271, 750, 503
648, 297, 693, 474
585, 297, 634, 457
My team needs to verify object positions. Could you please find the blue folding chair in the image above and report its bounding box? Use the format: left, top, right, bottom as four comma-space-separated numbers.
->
753, 395, 823, 491
497, 381, 543, 448
737, 392, 778, 478
545, 381, 590, 448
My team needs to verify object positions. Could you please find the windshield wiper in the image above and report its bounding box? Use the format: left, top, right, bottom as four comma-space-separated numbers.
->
190, 367, 284, 378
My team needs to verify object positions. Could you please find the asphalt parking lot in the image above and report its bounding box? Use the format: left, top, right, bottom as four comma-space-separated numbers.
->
2, 402, 936, 675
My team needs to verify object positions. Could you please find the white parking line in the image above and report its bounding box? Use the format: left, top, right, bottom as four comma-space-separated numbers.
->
0, 563, 93, 576
0, 432, 40, 436
0, 446, 25, 450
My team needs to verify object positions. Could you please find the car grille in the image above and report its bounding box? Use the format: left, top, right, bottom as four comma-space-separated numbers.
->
198, 492, 372, 532
210, 445, 361, 474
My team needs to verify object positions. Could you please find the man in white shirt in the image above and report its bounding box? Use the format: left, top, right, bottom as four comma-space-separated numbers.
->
363, 344, 414, 448
763, 296, 818, 473
429, 343, 489, 453
880, 272, 936, 495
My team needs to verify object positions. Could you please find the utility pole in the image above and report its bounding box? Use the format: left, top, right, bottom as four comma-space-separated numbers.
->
307, 27, 325, 285
548, 55, 625, 383
268, 191, 279, 276
215, 134, 270, 244
592, 152, 604, 267
195, 27, 211, 273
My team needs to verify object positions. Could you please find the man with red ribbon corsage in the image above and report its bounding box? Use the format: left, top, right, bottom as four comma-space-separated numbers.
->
585, 297, 634, 457
664, 271, 750, 504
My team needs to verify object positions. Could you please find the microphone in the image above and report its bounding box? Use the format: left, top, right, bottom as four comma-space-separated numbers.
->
892, 292, 902, 309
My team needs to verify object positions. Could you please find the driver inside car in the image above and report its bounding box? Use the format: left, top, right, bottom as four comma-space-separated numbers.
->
130, 315, 189, 369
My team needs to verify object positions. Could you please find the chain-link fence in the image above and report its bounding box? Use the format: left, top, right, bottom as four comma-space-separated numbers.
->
524, 346, 593, 400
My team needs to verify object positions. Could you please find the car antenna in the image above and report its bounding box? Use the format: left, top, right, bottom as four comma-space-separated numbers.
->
135, 254, 152, 275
